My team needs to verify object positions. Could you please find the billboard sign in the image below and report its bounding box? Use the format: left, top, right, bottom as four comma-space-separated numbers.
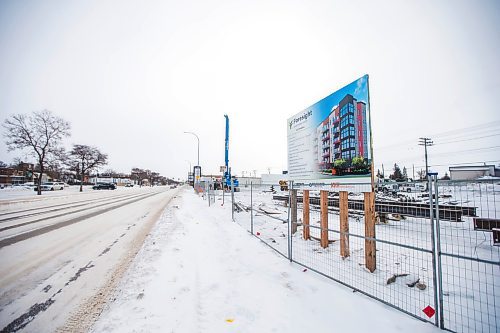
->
287, 75, 373, 190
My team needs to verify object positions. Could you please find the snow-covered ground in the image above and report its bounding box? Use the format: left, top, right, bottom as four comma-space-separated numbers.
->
91, 188, 440, 333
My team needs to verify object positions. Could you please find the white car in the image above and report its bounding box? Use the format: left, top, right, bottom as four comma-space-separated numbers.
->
35, 182, 65, 191
400, 183, 426, 192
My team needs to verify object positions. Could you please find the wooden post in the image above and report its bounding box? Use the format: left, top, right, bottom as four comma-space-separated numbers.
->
303, 190, 310, 240
339, 191, 349, 258
320, 190, 329, 248
291, 189, 297, 234
364, 191, 376, 272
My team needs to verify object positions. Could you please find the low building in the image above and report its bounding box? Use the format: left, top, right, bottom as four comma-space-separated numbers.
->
449, 165, 500, 180
0, 168, 25, 185
0, 163, 36, 186
261, 173, 288, 185
237, 177, 262, 186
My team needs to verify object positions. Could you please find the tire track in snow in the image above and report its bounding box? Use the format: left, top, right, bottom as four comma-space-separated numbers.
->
0, 192, 134, 220
1, 220, 143, 332
0, 192, 160, 249
0, 193, 148, 231
55, 189, 181, 333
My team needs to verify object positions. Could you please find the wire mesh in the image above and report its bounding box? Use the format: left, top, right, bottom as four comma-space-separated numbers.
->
231, 182, 290, 258
290, 181, 437, 324
436, 179, 500, 333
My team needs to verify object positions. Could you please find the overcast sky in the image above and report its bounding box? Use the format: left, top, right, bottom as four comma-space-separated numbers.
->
1, 0, 499, 180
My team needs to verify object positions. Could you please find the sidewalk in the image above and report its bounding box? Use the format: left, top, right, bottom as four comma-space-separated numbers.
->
91, 188, 441, 332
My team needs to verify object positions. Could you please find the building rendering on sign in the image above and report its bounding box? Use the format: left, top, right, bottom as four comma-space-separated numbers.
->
288, 75, 371, 185
314, 94, 369, 169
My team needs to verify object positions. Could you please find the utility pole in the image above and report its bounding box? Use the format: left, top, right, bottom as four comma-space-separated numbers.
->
418, 137, 434, 178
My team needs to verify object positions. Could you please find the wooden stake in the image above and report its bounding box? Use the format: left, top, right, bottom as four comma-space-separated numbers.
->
303, 190, 310, 240
291, 189, 297, 234
364, 191, 376, 272
340, 191, 350, 258
320, 190, 329, 248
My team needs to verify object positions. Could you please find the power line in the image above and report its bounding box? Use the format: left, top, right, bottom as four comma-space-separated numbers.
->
377, 144, 500, 162
430, 145, 500, 158
425, 160, 500, 169
430, 120, 500, 139
376, 121, 500, 151
375, 159, 500, 170
435, 133, 500, 145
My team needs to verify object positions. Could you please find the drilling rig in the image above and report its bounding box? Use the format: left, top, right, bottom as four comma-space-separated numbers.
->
224, 114, 239, 189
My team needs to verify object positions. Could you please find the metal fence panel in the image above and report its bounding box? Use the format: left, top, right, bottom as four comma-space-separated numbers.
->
290, 182, 438, 324
231, 182, 290, 258
436, 180, 500, 333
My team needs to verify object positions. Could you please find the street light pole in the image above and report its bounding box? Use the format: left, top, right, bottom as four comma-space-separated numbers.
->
184, 131, 200, 166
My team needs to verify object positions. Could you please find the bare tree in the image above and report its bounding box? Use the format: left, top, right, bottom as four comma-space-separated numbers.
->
9, 157, 22, 168
417, 169, 426, 181
103, 169, 117, 177
131, 167, 146, 186
3, 110, 70, 195
152, 171, 161, 185
69, 145, 108, 192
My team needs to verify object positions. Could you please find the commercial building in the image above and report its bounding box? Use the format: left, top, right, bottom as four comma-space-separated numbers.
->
449, 165, 500, 180
0, 163, 35, 186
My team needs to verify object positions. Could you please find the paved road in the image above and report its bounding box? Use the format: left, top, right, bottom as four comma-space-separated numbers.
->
0, 186, 180, 332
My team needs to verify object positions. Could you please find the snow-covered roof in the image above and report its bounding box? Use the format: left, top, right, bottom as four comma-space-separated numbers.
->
449, 165, 496, 171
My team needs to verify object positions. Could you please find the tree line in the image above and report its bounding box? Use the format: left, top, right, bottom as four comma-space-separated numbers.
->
2, 110, 171, 195
377, 163, 450, 182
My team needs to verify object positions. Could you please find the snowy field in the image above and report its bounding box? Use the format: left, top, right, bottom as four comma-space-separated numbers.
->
91, 188, 440, 333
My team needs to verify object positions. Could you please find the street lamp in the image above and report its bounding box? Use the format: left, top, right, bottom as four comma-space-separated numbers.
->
183, 131, 200, 166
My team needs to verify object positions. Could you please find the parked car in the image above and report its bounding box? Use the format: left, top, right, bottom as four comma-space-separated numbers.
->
93, 183, 116, 190
400, 183, 426, 192
34, 182, 65, 191
377, 181, 399, 194
125, 183, 134, 187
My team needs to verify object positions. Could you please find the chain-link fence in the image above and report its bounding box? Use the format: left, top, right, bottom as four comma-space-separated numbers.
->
224, 178, 499, 332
